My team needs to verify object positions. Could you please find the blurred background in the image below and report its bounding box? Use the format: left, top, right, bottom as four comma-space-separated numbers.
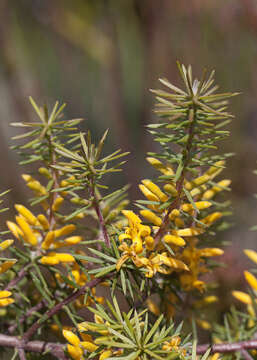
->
1, 0, 257, 307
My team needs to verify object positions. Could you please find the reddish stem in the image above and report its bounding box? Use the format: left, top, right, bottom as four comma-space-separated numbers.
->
197, 339, 257, 354
89, 177, 110, 247
0, 334, 67, 359
5, 265, 29, 291
22, 276, 106, 342
154, 107, 196, 246
8, 299, 48, 334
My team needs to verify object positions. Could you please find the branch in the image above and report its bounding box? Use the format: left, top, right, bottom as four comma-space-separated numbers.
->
154, 107, 197, 246
5, 264, 30, 291
89, 177, 110, 247
18, 348, 26, 360
47, 133, 59, 230
22, 276, 106, 342
0, 334, 67, 359
8, 299, 48, 334
0, 332, 256, 359
197, 339, 257, 354
241, 349, 254, 360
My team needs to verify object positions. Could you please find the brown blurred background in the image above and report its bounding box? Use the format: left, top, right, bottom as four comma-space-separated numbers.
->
1, 0, 257, 300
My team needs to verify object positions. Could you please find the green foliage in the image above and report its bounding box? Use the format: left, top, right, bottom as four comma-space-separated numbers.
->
0, 63, 256, 360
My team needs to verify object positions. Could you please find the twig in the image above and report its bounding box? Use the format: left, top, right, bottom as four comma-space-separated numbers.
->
0, 334, 67, 359
154, 107, 197, 246
241, 349, 254, 360
5, 265, 29, 291
22, 276, 107, 342
18, 348, 26, 360
8, 299, 48, 334
46, 133, 59, 230
0, 332, 257, 359
89, 177, 110, 247
196, 339, 257, 354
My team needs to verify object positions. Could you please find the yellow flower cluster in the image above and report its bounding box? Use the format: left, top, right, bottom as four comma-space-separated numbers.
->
162, 335, 186, 357
0, 238, 16, 307
179, 239, 223, 292
63, 315, 122, 360
0, 291, 14, 307
62, 313, 187, 360
232, 249, 257, 326
117, 158, 228, 291
117, 210, 189, 278
7, 201, 82, 266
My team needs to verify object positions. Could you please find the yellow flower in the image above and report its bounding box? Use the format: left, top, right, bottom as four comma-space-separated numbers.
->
63, 330, 80, 346
0, 290, 14, 307
52, 196, 64, 212
232, 291, 252, 305
119, 210, 151, 251
145, 236, 155, 251
181, 201, 212, 212
244, 249, 257, 265
179, 243, 210, 292
38, 167, 51, 178
162, 335, 186, 356
147, 298, 160, 316
22, 175, 47, 195
244, 271, 257, 291
0, 240, 14, 251
116, 242, 144, 271
54, 224, 76, 238
194, 296, 218, 308
40, 253, 75, 265
162, 335, 181, 351
141, 252, 188, 278
163, 234, 185, 247
146, 157, 174, 176
52, 236, 83, 249
139, 184, 160, 202
63, 329, 93, 360
37, 214, 50, 230
196, 319, 211, 330
199, 212, 222, 226
185, 174, 211, 191
141, 179, 168, 202
41, 231, 55, 250
163, 183, 178, 196
80, 341, 98, 352
6, 221, 24, 240
15, 216, 38, 246
99, 350, 112, 360
172, 227, 203, 237
198, 248, 224, 257
202, 179, 231, 200
0, 259, 17, 274
63, 315, 120, 359
15, 204, 39, 226
140, 209, 162, 226
67, 344, 83, 360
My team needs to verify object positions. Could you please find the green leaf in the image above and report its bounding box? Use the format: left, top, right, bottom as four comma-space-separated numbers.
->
95, 129, 109, 160
144, 315, 164, 345
29, 97, 46, 123
93, 264, 116, 277
174, 160, 183, 182
120, 269, 127, 295
107, 327, 135, 346
73, 254, 103, 264
88, 248, 117, 263
183, 187, 199, 214
65, 204, 90, 221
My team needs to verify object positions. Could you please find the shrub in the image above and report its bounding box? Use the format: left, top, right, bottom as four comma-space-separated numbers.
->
0, 63, 256, 360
